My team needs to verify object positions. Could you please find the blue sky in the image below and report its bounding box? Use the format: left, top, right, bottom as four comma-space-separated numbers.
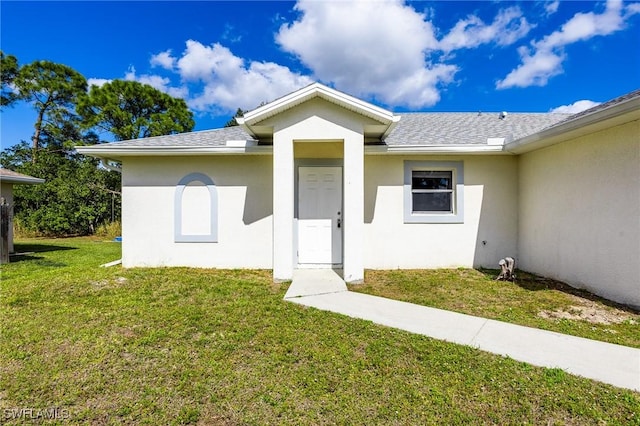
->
1, 0, 639, 145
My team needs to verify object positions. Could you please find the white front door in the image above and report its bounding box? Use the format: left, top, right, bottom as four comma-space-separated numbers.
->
298, 166, 342, 266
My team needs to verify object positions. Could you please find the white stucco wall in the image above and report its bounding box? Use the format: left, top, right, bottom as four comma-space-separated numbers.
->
1, 182, 14, 253
363, 155, 518, 269
121, 156, 273, 268
518, 119, 640, 308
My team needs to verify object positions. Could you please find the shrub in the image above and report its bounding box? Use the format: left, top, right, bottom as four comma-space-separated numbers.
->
95, 221, 122, 240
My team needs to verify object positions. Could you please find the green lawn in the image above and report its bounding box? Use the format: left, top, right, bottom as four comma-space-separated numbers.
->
1, 238, 639, 425
351, 269, 640, 349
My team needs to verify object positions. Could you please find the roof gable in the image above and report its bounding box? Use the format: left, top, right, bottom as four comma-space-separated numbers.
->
240, 82, 398, 126
238, 82, 400, 141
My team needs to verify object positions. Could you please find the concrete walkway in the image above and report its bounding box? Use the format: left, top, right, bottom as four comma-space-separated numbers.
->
284, 269, 640, 392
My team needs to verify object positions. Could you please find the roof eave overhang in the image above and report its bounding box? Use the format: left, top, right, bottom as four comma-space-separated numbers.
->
75, 145, 274, 160
76, 144, 509, 159
1, 176, 45, 185
505, 95, 640, 154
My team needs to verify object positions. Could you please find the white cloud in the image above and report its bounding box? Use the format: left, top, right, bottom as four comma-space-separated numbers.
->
497, 0, 640, 89
496, 46, 565, 89
114, 0, 636, 117
550, 99, 600, 114
439, 7, 533, 52
188, 62, 312, 112
544, 1, 560, 16
276, 0, 452, 108
628, 2, 640, 15
171, 40, 313, 112
176, 41, 244, 83
87, 78, 111, 88
150, 50, 176, 70
538, 0, 631, 49
124, 66, 188, 99
137, 1, 619, 114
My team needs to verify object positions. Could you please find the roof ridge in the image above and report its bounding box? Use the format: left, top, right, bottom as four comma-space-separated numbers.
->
396, 111, 571, 115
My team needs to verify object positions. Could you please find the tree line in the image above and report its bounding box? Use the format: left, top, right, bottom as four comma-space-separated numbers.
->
0, 52, 195, 236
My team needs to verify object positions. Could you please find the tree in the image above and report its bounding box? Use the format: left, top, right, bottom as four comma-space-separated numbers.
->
224, 108, 246, 127
1, 58, 120, 236
0, 51, 19, 108
77, 80, 195, 141
13, 60, 87, 154
1, 135, 120, 237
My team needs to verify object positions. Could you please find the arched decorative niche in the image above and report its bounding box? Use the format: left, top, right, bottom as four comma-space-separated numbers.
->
174, 172, 218, 242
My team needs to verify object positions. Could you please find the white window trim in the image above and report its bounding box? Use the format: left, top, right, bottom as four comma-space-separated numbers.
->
403, 161, 464, 223
174, 172, 218, 242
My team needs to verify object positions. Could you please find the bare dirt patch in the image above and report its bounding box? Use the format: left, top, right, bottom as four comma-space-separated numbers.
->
90, 276, 128, 289
538, 295, 638, 325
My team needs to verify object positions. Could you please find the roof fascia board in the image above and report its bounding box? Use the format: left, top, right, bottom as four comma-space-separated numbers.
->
365, 145, 509, 155
75, 146, 274, 158
505, 95, 640, 154
381, 116, 402, 139
236, 117, 256, 138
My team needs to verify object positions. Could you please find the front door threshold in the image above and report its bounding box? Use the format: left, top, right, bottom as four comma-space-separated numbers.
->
297, 264, 343, 269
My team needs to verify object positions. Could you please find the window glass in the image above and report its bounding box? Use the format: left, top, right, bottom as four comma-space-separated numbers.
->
412, 171, 452, 190
412, 192, 452, 212
411, 170, 453, 213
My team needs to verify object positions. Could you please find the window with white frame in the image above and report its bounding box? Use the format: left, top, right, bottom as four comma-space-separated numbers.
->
403, 161, 464, 223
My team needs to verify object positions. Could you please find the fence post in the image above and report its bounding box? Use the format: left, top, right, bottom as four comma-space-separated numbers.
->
0, 197, 10, 264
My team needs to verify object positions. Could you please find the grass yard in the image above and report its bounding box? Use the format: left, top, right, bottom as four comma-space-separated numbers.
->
1, 238, 638, 425
351, 269, 640, 349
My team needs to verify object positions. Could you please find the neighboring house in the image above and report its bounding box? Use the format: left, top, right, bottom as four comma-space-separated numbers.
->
0, 168, 45, 256
77, 83, 640, 308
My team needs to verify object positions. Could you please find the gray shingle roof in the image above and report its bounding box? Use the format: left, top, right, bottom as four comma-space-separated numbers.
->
384, 112, 570, 145
101, 126, 252, 147
80, 88, 640, 151
90, 112, 571, 148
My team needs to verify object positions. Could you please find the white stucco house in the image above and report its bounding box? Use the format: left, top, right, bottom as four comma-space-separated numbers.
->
77, 83, 640, 308
0, 168, 45, 257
